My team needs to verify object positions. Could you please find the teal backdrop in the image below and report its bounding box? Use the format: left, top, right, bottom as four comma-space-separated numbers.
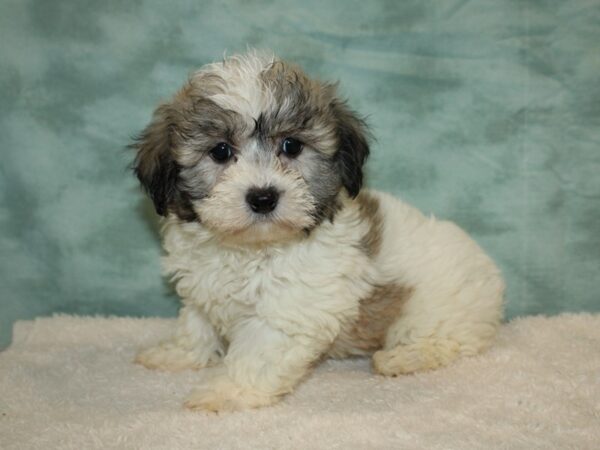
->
1, 0, 599, 349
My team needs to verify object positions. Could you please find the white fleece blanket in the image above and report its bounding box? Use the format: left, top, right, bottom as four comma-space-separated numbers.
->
1, 314, 598, 450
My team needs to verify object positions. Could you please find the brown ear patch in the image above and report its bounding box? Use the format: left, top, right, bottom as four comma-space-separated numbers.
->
131, 104, 177, 216
329, 284, 414, 358
331, 100, 370, 197
130, 101, 199, 221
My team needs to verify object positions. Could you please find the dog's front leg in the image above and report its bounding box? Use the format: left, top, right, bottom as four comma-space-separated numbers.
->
184, 317, 330, 412
135, 304, 224, 371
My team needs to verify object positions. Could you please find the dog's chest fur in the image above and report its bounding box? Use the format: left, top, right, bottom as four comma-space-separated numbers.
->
160, 205, 381, 346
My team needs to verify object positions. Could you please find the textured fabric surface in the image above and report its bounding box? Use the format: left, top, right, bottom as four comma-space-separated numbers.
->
1, 314, 599, 449
1, 0, 600, 349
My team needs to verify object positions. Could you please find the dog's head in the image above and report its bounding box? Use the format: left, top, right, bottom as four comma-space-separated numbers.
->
132, 51, 369, 244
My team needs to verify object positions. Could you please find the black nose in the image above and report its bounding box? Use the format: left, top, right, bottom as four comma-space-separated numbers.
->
246, 187, 279, 214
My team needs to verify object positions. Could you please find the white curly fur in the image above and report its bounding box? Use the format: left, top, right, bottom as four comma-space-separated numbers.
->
137, 191, 504, 411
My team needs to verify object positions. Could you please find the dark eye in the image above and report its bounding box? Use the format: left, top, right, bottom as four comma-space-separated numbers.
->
281, 137, 304, 158
209, 143, 233, 163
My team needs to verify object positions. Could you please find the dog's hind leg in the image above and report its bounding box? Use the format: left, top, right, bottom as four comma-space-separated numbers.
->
372, 281, 503, 376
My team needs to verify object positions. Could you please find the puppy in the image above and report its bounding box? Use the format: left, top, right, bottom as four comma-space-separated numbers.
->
131, 51, 504, 412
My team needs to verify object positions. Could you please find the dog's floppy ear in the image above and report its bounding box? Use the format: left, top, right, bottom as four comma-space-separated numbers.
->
131, 104, 179, 216
332, 100, 370, 198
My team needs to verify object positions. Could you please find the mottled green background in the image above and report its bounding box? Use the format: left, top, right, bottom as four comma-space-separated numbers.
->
1, 0, 599, 349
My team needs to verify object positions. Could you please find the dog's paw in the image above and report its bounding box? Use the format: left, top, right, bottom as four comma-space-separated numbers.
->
135, 342, 206, 372
184, 367, 278, 412
373, 339, 461, 376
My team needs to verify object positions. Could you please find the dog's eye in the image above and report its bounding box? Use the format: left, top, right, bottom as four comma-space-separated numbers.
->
209, 143, 233, 163
281, 137, 304, 158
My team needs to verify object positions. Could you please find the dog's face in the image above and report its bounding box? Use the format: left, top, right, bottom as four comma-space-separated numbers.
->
132, 52, 369, 244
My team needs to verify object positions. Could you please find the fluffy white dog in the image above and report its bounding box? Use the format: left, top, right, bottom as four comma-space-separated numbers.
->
132, 51, 504, 412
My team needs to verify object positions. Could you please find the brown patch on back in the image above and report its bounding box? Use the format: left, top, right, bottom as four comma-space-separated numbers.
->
329, 284, 414, 358
355, 191, 383, 258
